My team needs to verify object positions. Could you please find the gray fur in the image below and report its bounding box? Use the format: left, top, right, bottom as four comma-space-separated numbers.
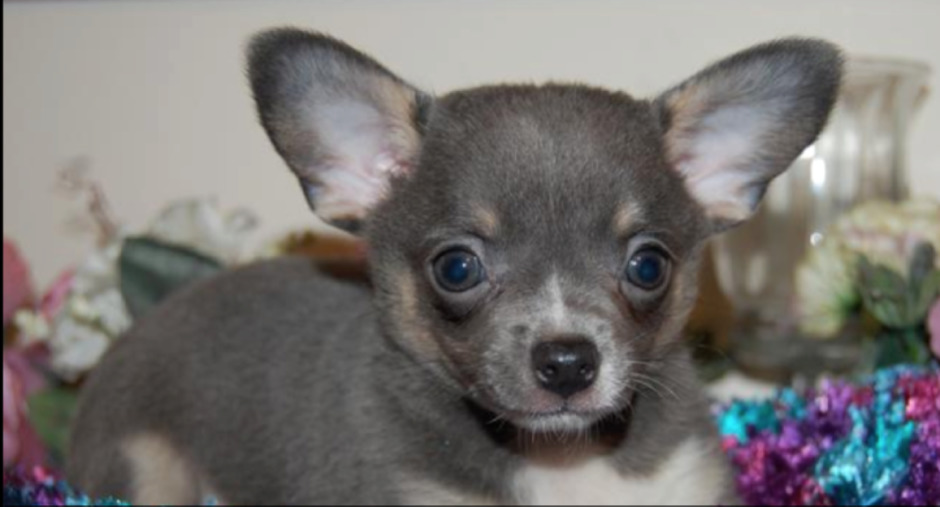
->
68, 29, 841, 504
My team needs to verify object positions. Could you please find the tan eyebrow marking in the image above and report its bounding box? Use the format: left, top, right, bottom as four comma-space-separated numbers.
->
612, 202, 643, 237
471, 204, 500, 238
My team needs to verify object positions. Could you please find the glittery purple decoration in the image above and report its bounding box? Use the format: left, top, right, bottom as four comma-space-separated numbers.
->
2, 466, 128, 506
889, 373, 940, 506
718, 364, 940, 506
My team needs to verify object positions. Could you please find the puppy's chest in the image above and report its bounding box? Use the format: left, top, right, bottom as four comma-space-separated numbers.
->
512, 438, 725, 505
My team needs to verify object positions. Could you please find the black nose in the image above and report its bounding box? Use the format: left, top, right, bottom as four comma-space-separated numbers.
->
531, 339, 599, 398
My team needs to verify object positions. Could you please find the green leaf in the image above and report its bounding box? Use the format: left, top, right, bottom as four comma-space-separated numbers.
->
119, 236, 223, 319
874, 328, 932, 368
26, 387, 79, 466
857, 255, 915, 328
856, 245, 939, 330
909, 242, 940, 321
907, 241, 936, 282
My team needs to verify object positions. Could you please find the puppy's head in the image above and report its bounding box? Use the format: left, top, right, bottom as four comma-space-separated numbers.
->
248, 30, 841, 433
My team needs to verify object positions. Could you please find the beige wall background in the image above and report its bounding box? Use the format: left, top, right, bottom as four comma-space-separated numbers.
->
4, 0, 939, 287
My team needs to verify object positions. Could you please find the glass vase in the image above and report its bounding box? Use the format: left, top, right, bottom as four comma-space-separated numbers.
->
711, 56, 931, 384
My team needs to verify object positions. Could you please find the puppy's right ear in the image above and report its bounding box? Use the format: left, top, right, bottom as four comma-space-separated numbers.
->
248, 28, 430, 233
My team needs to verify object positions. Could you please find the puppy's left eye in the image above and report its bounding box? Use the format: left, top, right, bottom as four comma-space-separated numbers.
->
433, 249, 485, 292
625, 248, 670, 290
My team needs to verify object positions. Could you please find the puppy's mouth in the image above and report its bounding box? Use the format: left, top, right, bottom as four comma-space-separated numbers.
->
469, 375, 635, 435
487, 401, 622, 434
513, 409, 606, 433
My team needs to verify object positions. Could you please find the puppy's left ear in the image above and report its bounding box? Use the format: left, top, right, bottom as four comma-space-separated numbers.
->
654, 38, 842, 231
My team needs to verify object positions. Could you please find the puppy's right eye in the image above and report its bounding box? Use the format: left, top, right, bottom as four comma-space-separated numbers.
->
433, 249, 485, 292
624, 247, 670, 291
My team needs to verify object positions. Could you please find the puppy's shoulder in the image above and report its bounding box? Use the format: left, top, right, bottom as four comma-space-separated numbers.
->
160, 255, 371, 316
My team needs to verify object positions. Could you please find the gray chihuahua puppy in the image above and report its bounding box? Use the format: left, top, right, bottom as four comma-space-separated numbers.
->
68, 29, 841, 505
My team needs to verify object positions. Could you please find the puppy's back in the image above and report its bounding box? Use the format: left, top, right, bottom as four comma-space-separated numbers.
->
67, 256, 376, 503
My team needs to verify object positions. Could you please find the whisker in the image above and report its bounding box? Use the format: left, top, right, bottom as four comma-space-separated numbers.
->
629, 372, 682, 402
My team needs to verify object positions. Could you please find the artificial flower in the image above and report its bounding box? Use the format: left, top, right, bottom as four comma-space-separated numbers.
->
47, 239, 132, 381
16, 239, 132, 382
38, 270, 75, 320
795, 240, 859, 337
856, 241, 939, 330
147, 197, 258, 265
3, 346, 47, 403
3, 356, 46, 469
13, 271, 74, 348
830, 198, 940, 273
796, 197, 940, 338
3, 239, 34, 327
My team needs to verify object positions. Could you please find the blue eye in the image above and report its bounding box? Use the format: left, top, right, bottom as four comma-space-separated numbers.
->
433, 249, 485, 292
626, 248, 670, 290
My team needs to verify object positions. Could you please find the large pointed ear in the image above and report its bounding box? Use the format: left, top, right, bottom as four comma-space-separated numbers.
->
654, 38, 842, 231
248, 28, 431, 233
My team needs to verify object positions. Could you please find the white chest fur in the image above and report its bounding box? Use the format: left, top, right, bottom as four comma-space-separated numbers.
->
513, 438, 726, 505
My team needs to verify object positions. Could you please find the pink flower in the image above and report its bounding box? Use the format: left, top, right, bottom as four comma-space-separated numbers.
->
3, 355, 46, 469
3, 239, 34, 327
929, 299, 940, 360
39, 270, 75, 319
3, 347, 47, 397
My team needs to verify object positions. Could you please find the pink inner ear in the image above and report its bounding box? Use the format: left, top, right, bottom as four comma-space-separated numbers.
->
670, 105, 775, 222
313, 152, 411, 223
309, 101, 416, 222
